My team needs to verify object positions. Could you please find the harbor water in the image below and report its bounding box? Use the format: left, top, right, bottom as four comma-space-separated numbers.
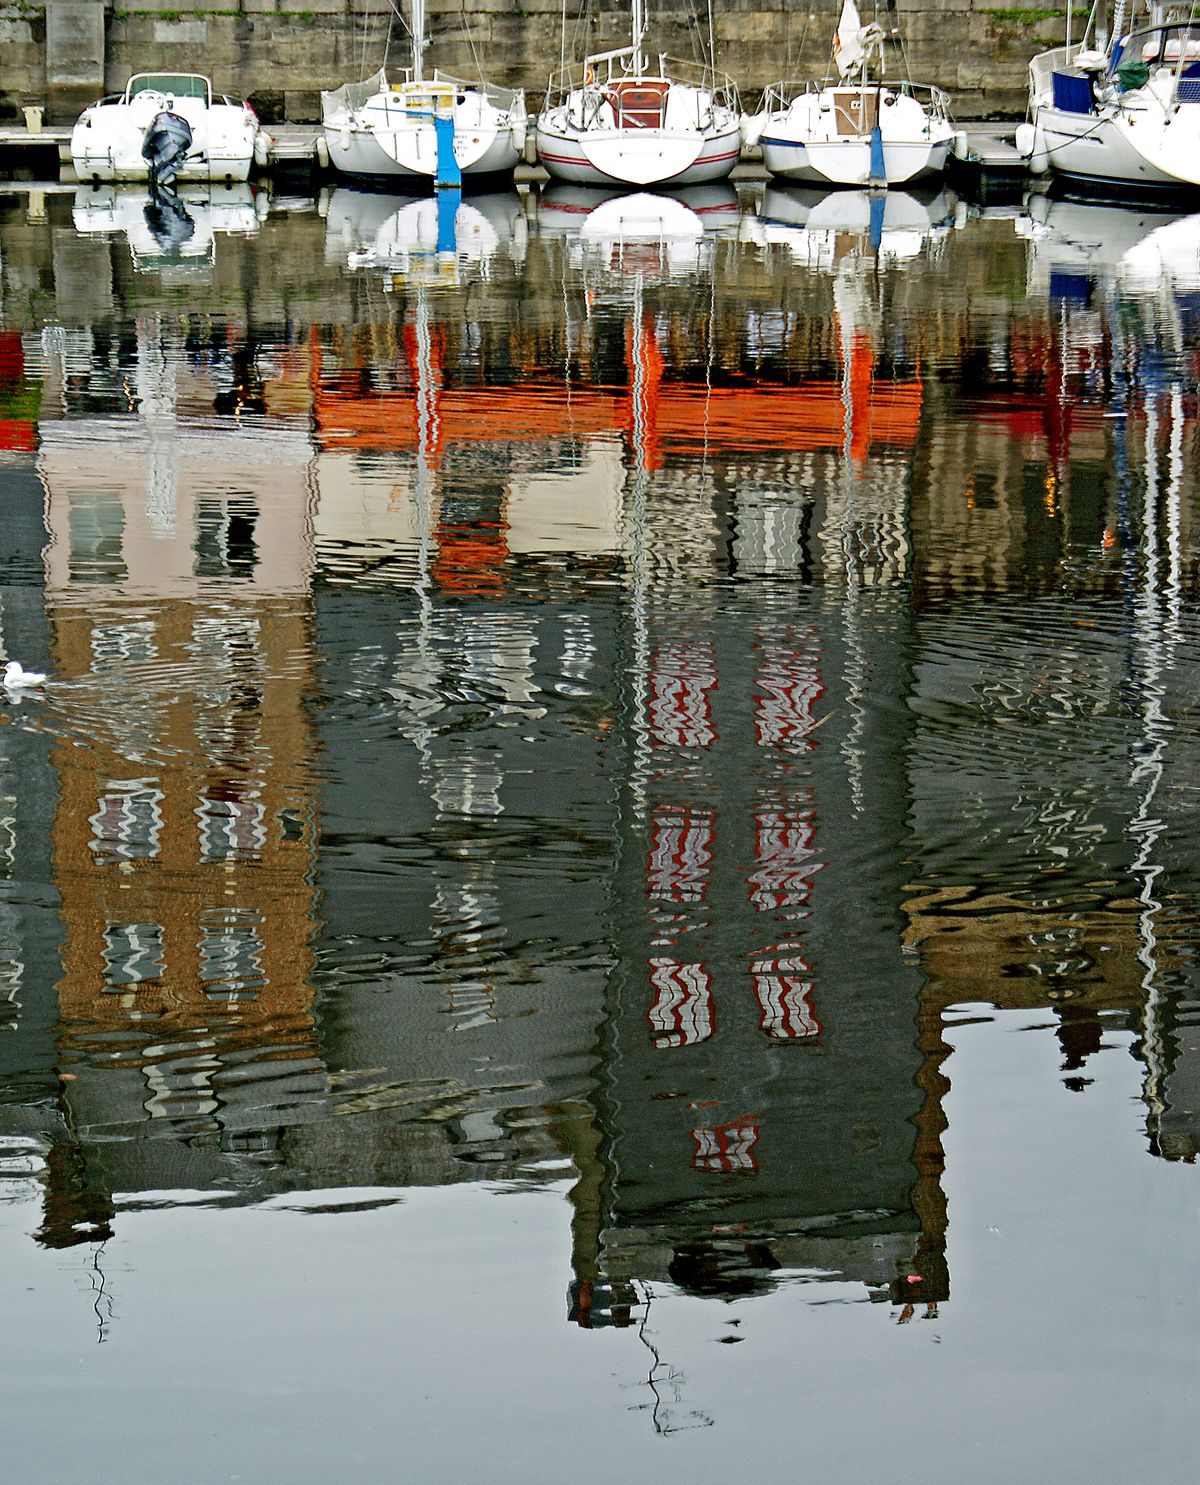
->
0, 175, 1196, 1482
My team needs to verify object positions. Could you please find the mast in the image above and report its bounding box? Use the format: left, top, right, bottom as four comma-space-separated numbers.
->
412, 0, 427, 82
632, 0, 647, 72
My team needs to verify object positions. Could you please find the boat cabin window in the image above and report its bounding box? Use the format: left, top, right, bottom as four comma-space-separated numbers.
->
608, 80, 669, 129
126, 74, 212, 103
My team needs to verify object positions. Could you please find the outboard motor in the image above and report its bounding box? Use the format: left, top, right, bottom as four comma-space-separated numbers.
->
142, 109, 193, 188
143, 183, 195, 253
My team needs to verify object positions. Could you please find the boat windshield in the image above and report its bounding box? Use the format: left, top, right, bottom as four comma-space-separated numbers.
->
1118, 25, 1200, 74
126, 74, 212, 103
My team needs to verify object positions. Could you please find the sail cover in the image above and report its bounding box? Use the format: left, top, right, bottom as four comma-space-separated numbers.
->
833, 0, 866, 78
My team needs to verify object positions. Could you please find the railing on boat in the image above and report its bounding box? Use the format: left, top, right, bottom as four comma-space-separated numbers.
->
543, 50, 740, 115
758, 77, 951, 120
321, 70, 523, 124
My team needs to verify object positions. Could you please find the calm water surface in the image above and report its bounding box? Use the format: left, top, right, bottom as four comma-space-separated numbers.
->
0, 176, 1196, 1482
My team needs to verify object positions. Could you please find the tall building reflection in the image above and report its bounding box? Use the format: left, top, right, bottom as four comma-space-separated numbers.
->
32, 311, 322, 1244
0, 178, 1194, 1322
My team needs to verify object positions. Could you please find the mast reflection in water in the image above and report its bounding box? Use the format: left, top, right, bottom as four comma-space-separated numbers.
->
0, 176, 1195, 1482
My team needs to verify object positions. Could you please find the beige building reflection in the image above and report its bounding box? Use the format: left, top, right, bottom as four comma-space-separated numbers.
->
34, 315, 321, 1245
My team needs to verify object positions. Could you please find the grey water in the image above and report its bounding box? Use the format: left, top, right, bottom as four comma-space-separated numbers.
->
0, 176, 1196, 1482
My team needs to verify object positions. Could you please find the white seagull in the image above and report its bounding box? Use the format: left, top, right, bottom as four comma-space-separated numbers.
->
3, 660, 47, 689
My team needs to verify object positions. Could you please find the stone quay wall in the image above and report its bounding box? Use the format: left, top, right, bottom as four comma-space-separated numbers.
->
4, 1, 1069, 125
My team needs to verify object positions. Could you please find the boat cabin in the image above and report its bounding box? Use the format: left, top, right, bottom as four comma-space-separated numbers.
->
606, 79, 670, 129
830, 88, 880, 135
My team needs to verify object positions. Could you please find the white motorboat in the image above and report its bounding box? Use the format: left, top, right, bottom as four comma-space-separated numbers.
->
1018, 2, 1200, 193
534, 0, 741, 188
70, 72, 268, 184
320, 0, 526, 186
745, 0, 956, 188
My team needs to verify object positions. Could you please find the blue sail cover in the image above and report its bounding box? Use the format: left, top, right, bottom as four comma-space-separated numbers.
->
1051, 70, 1094, 113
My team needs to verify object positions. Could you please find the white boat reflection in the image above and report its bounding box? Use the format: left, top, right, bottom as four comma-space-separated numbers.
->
1016, 193, 1200, 297
746, 183, 958, 267
537, 181, 739, 281
322, 187, 527, 283
71, 181, 265, 272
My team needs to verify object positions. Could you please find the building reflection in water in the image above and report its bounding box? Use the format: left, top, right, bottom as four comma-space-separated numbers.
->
31, 308, 321, 1245
0, 179, 1194, 1372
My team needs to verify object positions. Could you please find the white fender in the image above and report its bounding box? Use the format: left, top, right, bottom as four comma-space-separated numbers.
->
740, 111, 765, 149
253, 131, 271, 169
315, 133, 330, 169
1015, 119, 1050, 174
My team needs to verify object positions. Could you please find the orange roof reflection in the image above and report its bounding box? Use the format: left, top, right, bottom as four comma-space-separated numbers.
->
312, 374, 922, 458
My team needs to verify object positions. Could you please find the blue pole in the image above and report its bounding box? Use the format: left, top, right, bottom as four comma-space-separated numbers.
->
433, 111, 461, 190
436, 187, 460, 255
868, 190, 885, 252
868, 123, 886, 188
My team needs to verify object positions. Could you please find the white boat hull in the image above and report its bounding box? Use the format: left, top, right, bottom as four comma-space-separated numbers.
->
536, 113, 740, 187
1034, 102, 1200, 191
755, 87, 954, 187
71, 86, 259, 183
759, 134, 951, 186
323, 81, 526, 184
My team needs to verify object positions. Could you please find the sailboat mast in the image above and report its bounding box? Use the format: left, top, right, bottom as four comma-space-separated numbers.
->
412, 0, 427, 82
632, 0, 646, 71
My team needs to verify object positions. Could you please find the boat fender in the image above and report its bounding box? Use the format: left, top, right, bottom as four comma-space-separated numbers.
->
1015, 119, 1051, 174
340, 126, 351, 152
253, 130, 271, 169
522, 129, 537, 165
315, 134, 330, 168
740, 112, 764, 148
951, 130, 970, 161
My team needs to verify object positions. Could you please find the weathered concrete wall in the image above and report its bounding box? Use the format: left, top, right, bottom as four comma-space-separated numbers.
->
2, 2, 1068, 124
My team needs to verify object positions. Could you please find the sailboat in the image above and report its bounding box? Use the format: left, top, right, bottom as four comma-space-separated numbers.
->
320, 0, 527, 186
1018, 1, 1200, 193
535, 0, 742, 187
745, 0, 956, 188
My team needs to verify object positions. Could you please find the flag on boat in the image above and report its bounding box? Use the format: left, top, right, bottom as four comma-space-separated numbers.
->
834, 0, 866, 78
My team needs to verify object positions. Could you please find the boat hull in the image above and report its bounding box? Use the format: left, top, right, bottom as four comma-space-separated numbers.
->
71, 93, 258, 183
759, 134, 951, 186
536, 115, 740, 187
754, 85, 953, 187
323, 125, 522, 182
1035, 102, 1200, 192
323, 82, 526, 184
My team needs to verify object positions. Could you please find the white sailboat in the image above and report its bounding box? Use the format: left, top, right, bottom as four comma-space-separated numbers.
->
320, 0, 527, 186
745, 0, 956, 188
535, 0, 742, 187
1018, 1, 1200, 193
